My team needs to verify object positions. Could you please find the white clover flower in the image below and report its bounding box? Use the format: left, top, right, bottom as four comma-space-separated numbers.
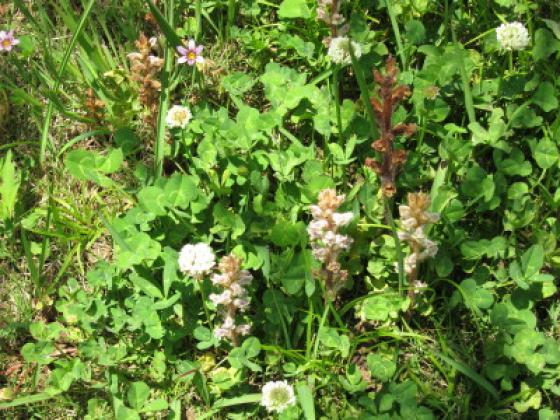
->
496, 21, 530, 51
166, 105, 192, 129
261, 381, 296, 413
327, 36, 362, 65
178, 243, 215, 277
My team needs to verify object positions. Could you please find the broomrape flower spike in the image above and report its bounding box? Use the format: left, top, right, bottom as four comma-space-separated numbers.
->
496, 21, 530, 51
327, 36, 362, 65
261, 381, 296, 413
127, 33, 164, 126
397, 192, 440, 299
365, 55, 416, 197
166, 105, 192, 129
177, 39, 204, 66
178, 243, 216, 279
0, 30, 19, 52
308, 189, 353, 298
210, 254, 252, 346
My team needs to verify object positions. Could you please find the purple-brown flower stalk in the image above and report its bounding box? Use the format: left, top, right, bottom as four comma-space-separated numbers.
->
365, 56, 416, 198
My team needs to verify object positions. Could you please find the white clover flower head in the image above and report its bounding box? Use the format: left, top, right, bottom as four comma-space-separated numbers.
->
177, 39, 204, 65
178, 243, 215, 277
261, 380, 296, 413
496, 21, 530, 51
327, 36, 362, 65
166, 105, 192, 129
0, 30, 20, 52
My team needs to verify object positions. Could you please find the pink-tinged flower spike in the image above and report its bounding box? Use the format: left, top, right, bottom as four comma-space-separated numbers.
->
0, 31, 19, 52
177, 39, 204, 66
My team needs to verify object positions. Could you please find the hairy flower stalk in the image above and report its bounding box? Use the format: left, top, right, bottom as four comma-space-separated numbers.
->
365, 56, 416, 198
317, 0, 349, 46
308, 189, 353, 298
84, 88, 105, 124
210, 254, 252, 346
127, 33, 164, 127
397, 192, 439, 299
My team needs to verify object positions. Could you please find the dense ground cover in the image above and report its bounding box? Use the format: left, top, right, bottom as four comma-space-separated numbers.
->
1, 0, 560, 418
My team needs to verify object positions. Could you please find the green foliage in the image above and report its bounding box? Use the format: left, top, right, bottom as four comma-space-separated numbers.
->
2, 0, 560, 419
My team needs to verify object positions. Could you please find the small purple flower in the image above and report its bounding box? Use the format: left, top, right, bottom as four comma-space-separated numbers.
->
177, 39, 204, 66
0, 30, 19, 52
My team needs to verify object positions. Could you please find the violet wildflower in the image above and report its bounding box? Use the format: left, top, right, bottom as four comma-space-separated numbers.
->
177, 39, 204, 66
0, 30, 19, 52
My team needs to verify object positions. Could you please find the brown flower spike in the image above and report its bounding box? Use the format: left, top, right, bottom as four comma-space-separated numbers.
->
365, 56, 416, 197
127, 33, 164, 127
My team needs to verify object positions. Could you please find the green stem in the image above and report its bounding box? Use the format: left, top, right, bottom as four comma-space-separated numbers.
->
312, 300, 330, 360
195, 0, 202, 40
386, 0, 406, 69
451, 17, 475, 125
197, 278, 213, 328
508, 51, 513, 72
385, 197, 406, 296
333, 66, 343, 147
39, 0, 96, 166
226, 0, 235, 41
154, 0, 175, 178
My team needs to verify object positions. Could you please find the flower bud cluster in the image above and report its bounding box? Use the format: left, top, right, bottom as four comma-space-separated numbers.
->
210, 255, 252, 345
308, 189, 353, 297
127, 33, 163, 126
397, 192, 440, 283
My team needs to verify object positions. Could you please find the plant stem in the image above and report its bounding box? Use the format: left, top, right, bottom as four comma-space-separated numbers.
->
195, 0, 202, 40
154, 0, 174, 178
384, 197, 406, 296
386, 0, 406, 69
39, 0, 96, 166
226, 0, 235, 41
451, 15, 476, 125
333, 66, 343, 147
196, 278, 213, 328
312, 299, 330, 360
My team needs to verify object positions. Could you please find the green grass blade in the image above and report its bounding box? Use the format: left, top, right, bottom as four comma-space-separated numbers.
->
39, 0, 97, 166
435, 352, 499, 399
